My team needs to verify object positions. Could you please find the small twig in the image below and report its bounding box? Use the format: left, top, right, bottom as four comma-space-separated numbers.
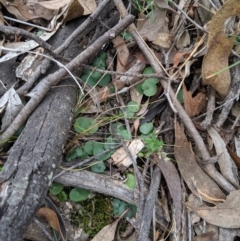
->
201, 88, 215, 129
0, 25, 62, 60
216, 57, 240, 128
137, 166, 161, 241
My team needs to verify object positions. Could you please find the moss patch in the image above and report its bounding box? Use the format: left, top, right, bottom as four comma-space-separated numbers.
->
71, 194, 114, 237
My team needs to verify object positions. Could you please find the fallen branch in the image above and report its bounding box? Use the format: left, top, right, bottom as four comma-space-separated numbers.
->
0, 14, 135, 146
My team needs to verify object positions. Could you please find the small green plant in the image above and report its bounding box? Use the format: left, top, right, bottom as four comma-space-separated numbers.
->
120, 31, 133, 41
49, 183, 64, 195
125, 173, 136, 190
136, 67, 159, 96
57, 190, 68, 202
91, 161, 106, 173
132, 0, 155, 13
69, 187, 90, 202
80, 52, 112, 87
139, 122, 154, 135
74, 117, 98, 134
49, 183, 68, 202
112, 198, 137, 218
139, 123, 164, 157
111, 122, 132, 140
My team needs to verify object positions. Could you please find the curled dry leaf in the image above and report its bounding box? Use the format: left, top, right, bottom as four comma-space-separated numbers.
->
202, 0, 240, 97
111, 139, 144, 169
91, 219, 118, 241
174, 122, 226, 204
36, 207, 65, 241
192, 231, 216, 241
227, 145, 240, 168
183, 83, 206, 117
139, 7, 169, 44
186, 190, 240, 229
207, 127, 239, 188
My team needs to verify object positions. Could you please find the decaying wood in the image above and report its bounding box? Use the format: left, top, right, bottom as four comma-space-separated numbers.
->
0, 82, 77, 240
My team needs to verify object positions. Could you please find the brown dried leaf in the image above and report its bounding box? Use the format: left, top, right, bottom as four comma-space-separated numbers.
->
183, 84, 206, 117
111, 140, 144, 169
139, 7, 168, 42
207, 127, 239, 188
192, 231, 216, 241
112, 36, 130, 78
174, 122, 226, 204
187, 190, 240, 228
36, 207, 65, 241
202, 0, 240, 97
153, 154, 182, 230
227, 146, 240, 168
91, 219, 118, 241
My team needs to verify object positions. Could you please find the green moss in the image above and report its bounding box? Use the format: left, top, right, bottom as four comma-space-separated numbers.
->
71, 194, 114, 237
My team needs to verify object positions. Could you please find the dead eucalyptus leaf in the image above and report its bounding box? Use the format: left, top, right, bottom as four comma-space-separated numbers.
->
174, 122, 226, 204
207, 127, 239, 188
0, 87, 24, 132
202, 0, 240, 97
91, 219, 118, 241
36, 207, 65, 241
183, 83, 206, 117
153, 154, 182, 230
187, 190, 240, 228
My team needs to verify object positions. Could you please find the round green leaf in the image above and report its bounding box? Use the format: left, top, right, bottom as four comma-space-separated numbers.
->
126, 101, 140, 113
104, 136, 119, 150
66, 150, 78, 161
83, 69, 92, 75
135, 82, 144, 94
81, 75, 98, 86
98, 74, 111, 87
91, 71, 102, 80
139, 122, 154, 135
118, 129, 131, 140
75, 147, 88, 158
92, 57, 102, 67
142, 81, 157, 96
57, 191, 68, 202
83, 141, 94, 155
109, 85, 115, 94
125, 173, 136, 190
49, 183, 64, 195
117, 203, 127, 216
113, 198, 121, 209
143, 66, 155, 74
99, 52, 107, 61
74, 117, 98, 134
177, 88, 184, 104
147, 77, 159, 84
69, 188, 90, 202
91, 161, 106, 173
93, 142, 111, 161
110, 122, 125, 132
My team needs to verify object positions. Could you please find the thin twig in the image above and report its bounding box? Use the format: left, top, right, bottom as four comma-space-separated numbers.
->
0, 25, 62, 60
137, 165, 161, 241
201, 88, 215, 129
